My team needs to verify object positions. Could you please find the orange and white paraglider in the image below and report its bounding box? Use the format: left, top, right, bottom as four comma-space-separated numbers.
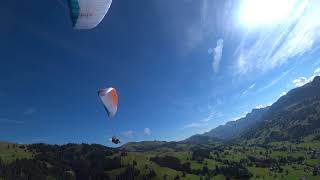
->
98, 87, 118, 118
98, 87, 120, 144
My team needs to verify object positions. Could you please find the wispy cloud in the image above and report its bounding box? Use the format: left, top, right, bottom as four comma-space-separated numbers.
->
235, 0, 320, 74
182, 0, 233, 54
186, 24, 204, 51
0, 118, 24, 124
280, 91, 287, 97
241, 83, 255, 96
183, 110, 217, 129
255, 103, 271, 109
201, 0, 208, 26
293, 77, 309, 87
212, 39, 224, 73
258, 68, 294, 92
232, 114, 246, 121
199, 110, 217, 122
143, 128, 152, 136
108, 138, 112, 142
122, 130, 134, 138
248, 83, 256, 89
183, 122, 209, 129
200, 118, 210, 123
24, 107, 37, 115
292, 67, 320, 87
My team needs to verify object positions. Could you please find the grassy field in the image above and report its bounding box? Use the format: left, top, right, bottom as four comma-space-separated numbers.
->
106, 141, 320, 179
0, 141, 32, 163
110, 151, 199, 180
0, 140, 319, 179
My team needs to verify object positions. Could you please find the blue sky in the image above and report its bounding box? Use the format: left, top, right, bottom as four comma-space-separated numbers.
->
1, 0, 320, 146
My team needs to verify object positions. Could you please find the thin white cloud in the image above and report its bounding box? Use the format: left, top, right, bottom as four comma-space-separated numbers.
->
241, 83, 256, 96
183, 110, 217, 129
24, 107, 37, 115
183, 122, 209, 129
293, 77, 309, 87
255, 103, 271, 109
200, 118, 210, 123
201, 0, 208, 26
258, 68, 294, 92
185, 24, 205, 51
0, 118, 24, 124
122, 130, 134, 138
235, 0, 320, 74
292, 67, 320, 87
212, 39, 224, 73
280, 91, 287, 97
249, 83, 256, 89
203, 110, 222, 122
232, 115, 246, 121
143, 128, 152, 136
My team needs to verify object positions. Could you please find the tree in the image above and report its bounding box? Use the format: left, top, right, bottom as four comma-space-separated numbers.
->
133, 160, 137, 166
147, 169, 156, 178
215, 165, 220, 174
182, 162, 191, 173
134, 168, 140, 177
150, 156, 183, 171
202, 166, 209, 175
313, 167, 318, 176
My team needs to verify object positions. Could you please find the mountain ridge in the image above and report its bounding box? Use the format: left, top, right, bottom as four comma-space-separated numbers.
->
187, 76, 320, 144
120, 76, 320, 150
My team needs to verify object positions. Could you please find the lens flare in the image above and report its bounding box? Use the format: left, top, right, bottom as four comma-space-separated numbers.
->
240, 0, 297, 27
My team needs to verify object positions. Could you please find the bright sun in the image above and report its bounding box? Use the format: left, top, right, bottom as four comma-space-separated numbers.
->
240, 0, 295, 27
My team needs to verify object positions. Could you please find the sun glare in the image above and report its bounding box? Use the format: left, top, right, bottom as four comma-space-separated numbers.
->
240, 0, 296, 27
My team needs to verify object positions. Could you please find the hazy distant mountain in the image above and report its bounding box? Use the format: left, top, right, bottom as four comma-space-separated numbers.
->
241, 76, 320, 143
181, 134, 222, 144
188, 76, 320, 143
203, 107, 269, 139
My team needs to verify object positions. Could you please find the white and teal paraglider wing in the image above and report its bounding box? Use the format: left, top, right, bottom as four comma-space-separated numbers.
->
68, 0, 112, 30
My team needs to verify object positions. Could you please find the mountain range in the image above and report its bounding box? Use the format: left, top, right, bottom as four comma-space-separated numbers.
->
123, 76, 320, 150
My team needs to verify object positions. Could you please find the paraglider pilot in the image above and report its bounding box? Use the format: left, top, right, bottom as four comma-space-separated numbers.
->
112, 136, 120, 144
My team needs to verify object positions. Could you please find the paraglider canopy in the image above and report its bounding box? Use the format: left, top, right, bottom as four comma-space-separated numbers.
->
98, 87, 118, 118
68, 0, 112, 30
